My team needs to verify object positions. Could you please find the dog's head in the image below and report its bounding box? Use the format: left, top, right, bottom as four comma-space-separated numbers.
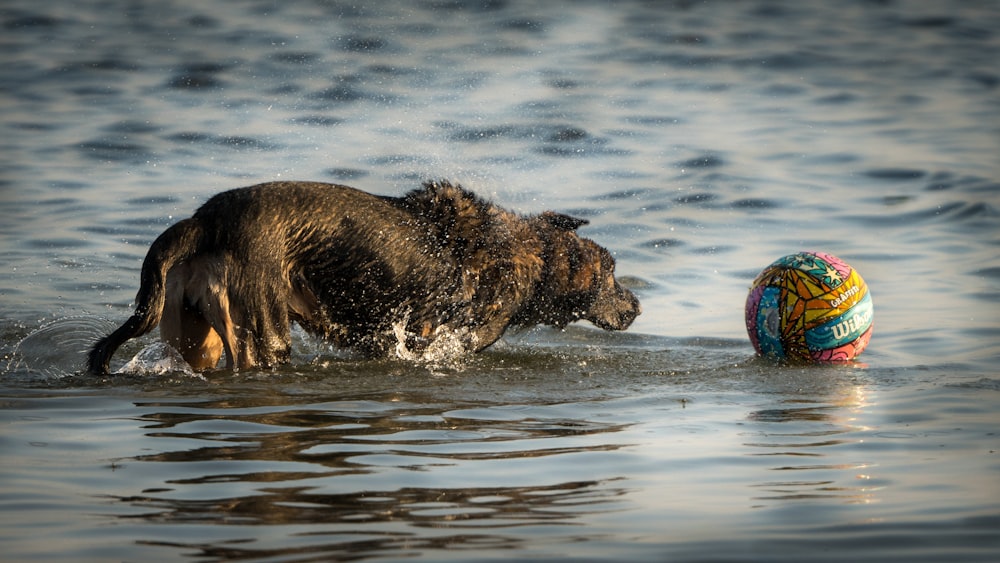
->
580, 241, 642, 331
519, 212, 641, 330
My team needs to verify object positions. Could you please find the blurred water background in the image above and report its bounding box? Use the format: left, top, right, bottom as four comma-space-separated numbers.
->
1, 0, 998, 561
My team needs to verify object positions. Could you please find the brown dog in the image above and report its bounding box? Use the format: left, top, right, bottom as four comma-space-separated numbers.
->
88, 180, 640, 373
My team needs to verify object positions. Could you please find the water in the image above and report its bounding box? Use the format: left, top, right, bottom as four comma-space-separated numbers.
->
2, 0, 999, 560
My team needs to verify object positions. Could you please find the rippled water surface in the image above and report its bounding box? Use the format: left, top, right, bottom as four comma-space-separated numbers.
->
2, 0, 999, 561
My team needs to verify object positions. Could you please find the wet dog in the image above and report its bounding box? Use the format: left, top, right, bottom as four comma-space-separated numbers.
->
88, 180, 640, 373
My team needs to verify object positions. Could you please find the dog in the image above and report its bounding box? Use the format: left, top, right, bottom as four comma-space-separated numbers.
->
88, 180, 640, 373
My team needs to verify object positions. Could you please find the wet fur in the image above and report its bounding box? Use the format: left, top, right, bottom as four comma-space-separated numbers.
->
88, 180, 640, 373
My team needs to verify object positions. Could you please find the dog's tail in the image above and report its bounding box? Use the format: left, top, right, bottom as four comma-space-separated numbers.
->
87, 218, 203, 374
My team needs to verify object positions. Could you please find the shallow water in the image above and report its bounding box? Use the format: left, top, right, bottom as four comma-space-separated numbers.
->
2, 0, 999, 561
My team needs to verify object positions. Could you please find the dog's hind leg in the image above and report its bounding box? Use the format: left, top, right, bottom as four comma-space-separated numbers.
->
162, 261, 228, 371
160, 258, 235, 371
161, 300, 224, 371
234, 297, 292, 369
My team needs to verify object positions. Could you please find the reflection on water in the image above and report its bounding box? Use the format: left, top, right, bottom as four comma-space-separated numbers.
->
98, 386, 635, 560
2, 341, 999, 561
120, 479, 624, 540
745, 385, 878, 505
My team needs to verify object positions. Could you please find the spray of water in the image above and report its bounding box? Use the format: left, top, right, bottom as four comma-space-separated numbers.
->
390, 314, 477, 369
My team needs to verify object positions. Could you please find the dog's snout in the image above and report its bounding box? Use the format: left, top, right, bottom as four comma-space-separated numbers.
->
620, 289, 641, 327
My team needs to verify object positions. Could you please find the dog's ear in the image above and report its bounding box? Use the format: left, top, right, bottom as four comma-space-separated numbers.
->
541, 211, 589, 231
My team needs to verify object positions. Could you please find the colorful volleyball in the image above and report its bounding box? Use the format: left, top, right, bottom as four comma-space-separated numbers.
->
745, 252, 873, 362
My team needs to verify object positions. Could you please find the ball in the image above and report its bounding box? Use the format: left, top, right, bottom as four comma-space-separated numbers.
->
745, 252, 873, 362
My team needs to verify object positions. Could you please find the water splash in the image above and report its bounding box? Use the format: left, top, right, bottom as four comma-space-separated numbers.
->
390, 317, 476, 369
6, 316, 116, 377
117, 341, 197, 377
4, 316, 203, 378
